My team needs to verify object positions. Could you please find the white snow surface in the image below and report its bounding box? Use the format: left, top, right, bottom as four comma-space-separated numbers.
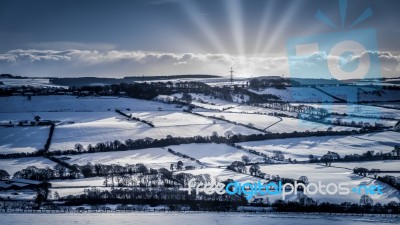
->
249, 87, 335, 102
0, 157, 57, 175
239, 131, 400, 161
0, 127, 49, 153
61, 146, 198, 169
1, 212, 398, 225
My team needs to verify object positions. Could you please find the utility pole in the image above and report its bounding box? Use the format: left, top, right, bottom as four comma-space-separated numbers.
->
229, 67, 234, 83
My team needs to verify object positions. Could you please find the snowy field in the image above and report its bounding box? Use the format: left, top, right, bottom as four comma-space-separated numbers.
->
371, 102, 400, 109
125, 111, 220, 126
49, 187, 112, 198
62, 143, 263, 168
255, 164, 400, 204
319, 86, 400, 102
324, 115, 398, 127
198, 111, 359, 133
50, 114, 260, 151
267, 117, 357, 133
292, 103, 400, 119
0, 78, 66, 88
333, 160, 400, 171
1, 212, 398, 225
0, 127, 49, 153
0, 96, 262, 152
175, 167, 266, 183
0, 94, 399, 210
167, 143, 264, 166
51, 177, 106, 188
197, 112, 280, 130
225, 105, 298, 117
60, 146, 198, 169
0, 111, 118, 124
0, 157, 57, 175
171, 93, 239, 111
249, 87, 335, 102
238, 131, 400, 161
0, 190, 35, 200
50, 116, 148, 151
0, 96, 179, 112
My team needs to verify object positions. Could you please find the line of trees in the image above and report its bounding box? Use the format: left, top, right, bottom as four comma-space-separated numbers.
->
115, 109, 154, 127
167, 148, 204, 166
186, 110, 267, 133
353, 167, 400, 190
44, 123, 55, 152
60, 187, 246, 211
310, 149, 400, 166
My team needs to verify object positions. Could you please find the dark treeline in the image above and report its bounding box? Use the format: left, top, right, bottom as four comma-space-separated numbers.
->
61, 187, 246, 211
72, 81, 234, 102
60, 187, 399, 214
12, 160, 209, 189
12, 162, 173, 184
353, 167, 400, 190
249, 78, 301, 89
311, 149, 400, 166
115, 109, 154, 127
167, 148, 204, 166
49, 75, 221, 87
377, 175, 400, 190
186, 110, 267, 133
44, 123, 55, 152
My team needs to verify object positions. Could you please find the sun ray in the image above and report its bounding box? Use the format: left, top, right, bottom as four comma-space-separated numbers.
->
225, 0, 244, 56
253, 0, 276, 55
180, 1, 227, 54
260, 0, 301, 56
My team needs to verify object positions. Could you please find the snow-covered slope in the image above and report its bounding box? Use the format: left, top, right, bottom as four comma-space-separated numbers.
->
0, 157, 57, 175
239, 131, 400, 161
249, 87, 334, 102
61, 146, 198, 169
255, 163, 399, 204
0, 96, 179, 112
0, 127, 49, 153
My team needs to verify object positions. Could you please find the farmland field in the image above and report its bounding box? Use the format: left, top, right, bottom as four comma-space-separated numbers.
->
0, 93, 399, 211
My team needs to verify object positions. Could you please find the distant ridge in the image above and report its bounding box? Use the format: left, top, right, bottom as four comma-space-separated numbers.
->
0, 74, 26, 79
124, 74, 221, 80
49, 74, 222, 87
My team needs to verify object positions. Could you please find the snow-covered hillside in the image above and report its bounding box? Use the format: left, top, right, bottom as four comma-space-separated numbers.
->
0, 157, 57, 175
254, 164, 399, 204
319, 86, 400, 102
239, 131, 400, 161
249, 87, 334, 102
50, 113, 260, 151
3, 212, 397, 225
61, 146, 198, 169
292, 103, 400, 119
0, 127, 49, 153
0, 96, 179, 112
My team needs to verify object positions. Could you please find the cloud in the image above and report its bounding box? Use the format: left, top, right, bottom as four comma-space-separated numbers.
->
0, 49, 398, 78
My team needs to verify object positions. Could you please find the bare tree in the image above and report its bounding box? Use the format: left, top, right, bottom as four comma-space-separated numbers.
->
241, 155, 250, 165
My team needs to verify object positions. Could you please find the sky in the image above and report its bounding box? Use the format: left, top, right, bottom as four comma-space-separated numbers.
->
0, 0, 399, 78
